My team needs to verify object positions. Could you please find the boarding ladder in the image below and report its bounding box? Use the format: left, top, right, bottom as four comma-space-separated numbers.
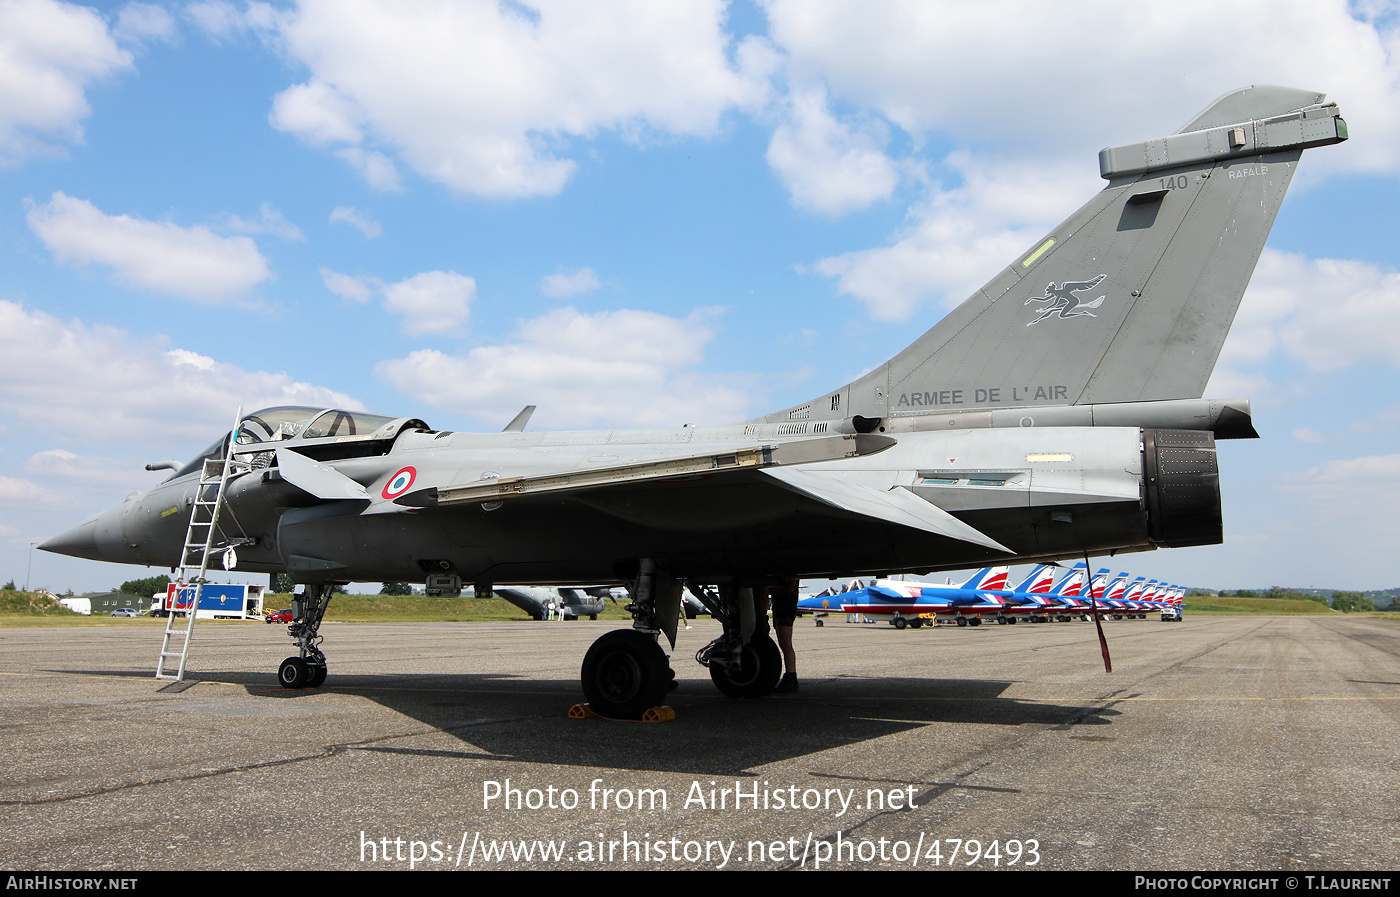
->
156, 407, 244, 681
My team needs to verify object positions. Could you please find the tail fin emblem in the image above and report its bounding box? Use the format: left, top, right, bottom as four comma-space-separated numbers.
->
1026, 275, 1107, 325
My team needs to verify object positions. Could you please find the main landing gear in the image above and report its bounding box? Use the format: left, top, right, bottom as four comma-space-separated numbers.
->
692, 582, 782, 700
578, 562, 784, 718
707, 630, 781, 698
277, 582, 332, 689
580, 629, 671, 718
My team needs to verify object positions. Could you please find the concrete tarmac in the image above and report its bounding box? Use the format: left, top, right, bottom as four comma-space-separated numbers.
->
0, 614, 1396, 871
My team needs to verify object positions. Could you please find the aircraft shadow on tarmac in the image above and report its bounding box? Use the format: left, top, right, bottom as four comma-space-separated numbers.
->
288, 672, 1119, 775
48, 668, 1120, 775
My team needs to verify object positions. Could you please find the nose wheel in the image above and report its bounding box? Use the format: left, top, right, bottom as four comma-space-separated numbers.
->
279, 656, 308, 688
278, 655, 327, 689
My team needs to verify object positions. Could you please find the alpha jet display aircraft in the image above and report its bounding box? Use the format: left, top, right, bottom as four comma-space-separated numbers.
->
796, 567, 1009, 628
42, 86, 1347, 718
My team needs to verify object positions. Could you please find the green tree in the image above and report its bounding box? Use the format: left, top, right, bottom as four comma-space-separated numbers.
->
1265, 586, 1328, 605
119, 575, 171, 598
380, 582, 413, 596
2, 580, 15, 591
271, 573, 295, 594
1331, 591, 1375, 613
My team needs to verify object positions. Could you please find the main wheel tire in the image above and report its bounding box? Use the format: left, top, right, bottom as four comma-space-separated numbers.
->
892, 617, 907, 630
970, 617, 982, 627
307, 663, 327, 688
709, 632, 782, 698
581, 629, 670, 719
279, 656, 309, 689
956, 617, 968, 627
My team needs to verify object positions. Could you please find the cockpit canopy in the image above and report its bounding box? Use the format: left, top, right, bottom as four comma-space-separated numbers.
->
238, 407, 405, 444
169, 406, 431, 480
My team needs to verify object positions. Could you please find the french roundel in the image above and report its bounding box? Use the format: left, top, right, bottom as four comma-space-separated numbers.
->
381, 466, 417, 500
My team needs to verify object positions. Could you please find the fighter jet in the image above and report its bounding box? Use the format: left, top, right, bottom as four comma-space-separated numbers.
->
978, 563, 1059, 623
41, 86, 1347, 717
796, 567, 1008, 628
1029, 563, 1091, 622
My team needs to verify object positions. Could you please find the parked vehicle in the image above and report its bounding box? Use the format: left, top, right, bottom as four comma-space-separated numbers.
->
152, 583, 265, 620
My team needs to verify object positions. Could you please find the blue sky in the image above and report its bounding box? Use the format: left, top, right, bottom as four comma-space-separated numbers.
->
4, 0, 1400, 594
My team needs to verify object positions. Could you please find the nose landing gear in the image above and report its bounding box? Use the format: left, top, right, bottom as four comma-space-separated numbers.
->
277, 582, 332, 689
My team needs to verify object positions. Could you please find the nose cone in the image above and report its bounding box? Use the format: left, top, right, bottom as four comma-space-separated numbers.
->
40, 497, 149, 565
39, 516, 105, 561
43, 487, 188, 567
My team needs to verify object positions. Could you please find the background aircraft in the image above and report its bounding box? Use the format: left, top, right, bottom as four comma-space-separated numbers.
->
796, 566, 1007, 628
492, 586, 607, 621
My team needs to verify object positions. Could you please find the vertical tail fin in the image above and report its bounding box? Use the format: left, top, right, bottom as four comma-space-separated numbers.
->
760, 86, 1347, 425
1050, 562, 1088, 597
980, 566, 1011, 591
957, 566, 1009, 590
1011, 563, 1055, 594
1103, 573, 1131, 603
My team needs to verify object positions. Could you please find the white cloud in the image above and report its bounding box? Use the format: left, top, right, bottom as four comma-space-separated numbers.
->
269, 78, 361, 143
380, 270, 474, 336
1281, 454, 1400, 534
23, 449, 144, 490
1351, 403, 1400, 434
0, 300, 360, 446
540, 267, 600, 298
813, 155, 1095, 320
26, 192, 271, 302
266, 0, 768, 197
1207, 250, 1400, 395
329, 205, 382, 239
761, 2, 1400, 326
113, 2, 177, 45
214, 202, 304, 242
766, 85, 898, 215
0, 474, 64, 509
1291, 428, 1331, 445
320, 267, 473, 334
0, 0, 131, 163
320, 267, 378, 303
333, 146, 402, 192
375, 306, 756, 429
763, 1, 1400, 178
184, 0, 276, 41
1270, 256, 1400, 372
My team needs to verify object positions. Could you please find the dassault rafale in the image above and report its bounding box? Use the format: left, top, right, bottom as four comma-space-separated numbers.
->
42, 86, 1347, 717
